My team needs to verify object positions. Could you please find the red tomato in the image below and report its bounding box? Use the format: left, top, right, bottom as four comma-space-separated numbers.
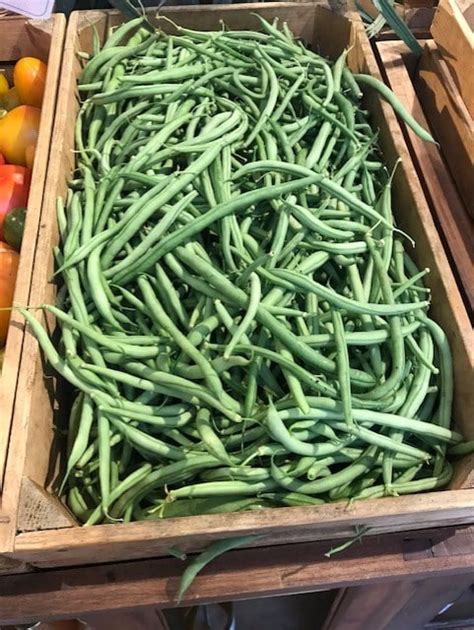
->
0, 165, 31, 240
0, 241, 19, 346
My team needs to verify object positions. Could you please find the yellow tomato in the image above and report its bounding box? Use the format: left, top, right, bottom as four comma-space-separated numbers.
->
0, 106, 41, 167
0, 241, 19, 346
14, 57, 47, 108
0, 73, 9, 96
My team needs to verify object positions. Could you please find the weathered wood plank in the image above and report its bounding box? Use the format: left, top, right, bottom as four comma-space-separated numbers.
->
377, 40, 474, 314
416, 40, 474, 219
11, 490, 474, 568
431, 0, 474, 118
1, 528, 473, 625
0, 15, 66, 494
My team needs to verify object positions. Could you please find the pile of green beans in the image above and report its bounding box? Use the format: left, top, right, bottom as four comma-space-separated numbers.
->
23, 15, 471, 526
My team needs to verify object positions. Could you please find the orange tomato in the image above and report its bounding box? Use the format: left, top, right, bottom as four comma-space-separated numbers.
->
13, 57, 47, 108
0, 241, 19, 346
0, 106, 41, 167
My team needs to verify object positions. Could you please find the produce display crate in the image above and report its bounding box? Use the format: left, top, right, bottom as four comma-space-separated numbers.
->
428, 0, 474, 218
431, 0, 474, 120
416, 41, 473, 218
376, 39, 474, 319
1, 3, 473, 570
0, 14, 66, 544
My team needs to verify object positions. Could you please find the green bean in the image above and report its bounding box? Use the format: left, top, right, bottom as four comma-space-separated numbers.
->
284, 197, 354, 241
196, 408, 232, 465
352, 461, 452, 499
109, 417, 186, 461
138, 276, 225, 402
332, 310, 353, 426
200, 467, 271, 483
144, 497, 267, 520
271, 446, 378, 494
97, 404, 192, 428
354, 73, 435, 143
360, 236, 405, 401
277, 406, 459, 444
259, 492, 325, 507
274, 269, 428, 317
224, 273, 261, 359
85, 463, 153, 525
86, 361, 242, 422
275, 339, 310, 414
61, 395, 95, 493
267, 401, 353, 457
68, 487, 92, 522
113, 173, 324, 284
97, 412, 111, 513
170, 479, 278, 500
177, 535, 261, 602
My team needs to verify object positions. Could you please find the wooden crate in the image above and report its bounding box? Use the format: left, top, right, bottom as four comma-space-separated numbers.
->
425, 0, 474, 220
376, 40, 474, 318
416, 40, 474, 219
431, 0, 474, 120
0, 16, 66, 532
1, 2, 473, 570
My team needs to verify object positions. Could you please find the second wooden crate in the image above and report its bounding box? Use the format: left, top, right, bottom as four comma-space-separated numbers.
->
376, 39, 474, 318
0, 14, 65, 545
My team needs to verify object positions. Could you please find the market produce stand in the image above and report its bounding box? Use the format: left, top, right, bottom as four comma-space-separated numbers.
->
0, 525, 473, 626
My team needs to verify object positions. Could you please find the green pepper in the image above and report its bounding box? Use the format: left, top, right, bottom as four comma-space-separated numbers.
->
4, 206, 26, 251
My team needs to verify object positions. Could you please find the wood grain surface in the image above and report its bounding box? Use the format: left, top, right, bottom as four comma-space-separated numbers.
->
1, 527, 473, 625
431, 0, 474, 118
416, 40, 474, 219
377, 40, 474, 315
0, 14, 66, 496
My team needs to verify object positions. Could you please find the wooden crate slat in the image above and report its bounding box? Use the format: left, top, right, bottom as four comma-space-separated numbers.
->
416, 40, 474, 219
0, 15, 66, 511
10, 489, 474, 568
1, 528, 474, 623
431, 0, 474, 119
376, 40, 474, 316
